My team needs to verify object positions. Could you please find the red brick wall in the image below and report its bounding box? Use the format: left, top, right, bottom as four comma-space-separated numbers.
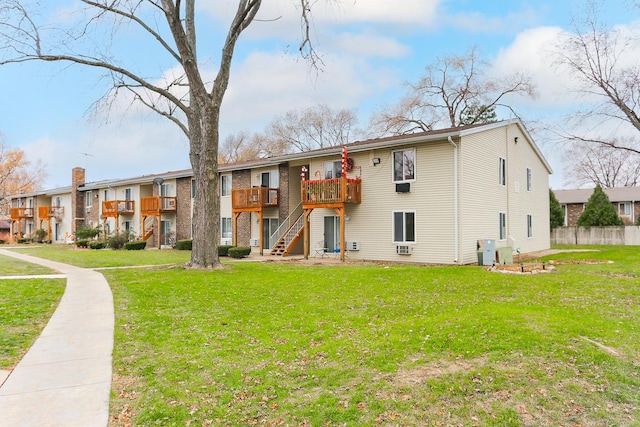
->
175, 177, 193, 241
233, 169, 251, 246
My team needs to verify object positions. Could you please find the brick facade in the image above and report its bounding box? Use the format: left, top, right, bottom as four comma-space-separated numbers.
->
175, 177, 193, 241
71, 167, 88, 232
565, 204, 584, 226
278, 163, 290, 224
233, 169, 251, 246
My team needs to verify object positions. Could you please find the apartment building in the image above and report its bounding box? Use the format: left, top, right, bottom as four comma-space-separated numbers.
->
9, 119, 552, 264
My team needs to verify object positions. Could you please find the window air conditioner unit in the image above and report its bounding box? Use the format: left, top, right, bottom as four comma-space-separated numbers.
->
396, 245, 412, 255
395, 183, 410, 193
249, 238, 259, 247
221, 238, 232, 246
85, 207, 91, 213
346, 241, 360, 251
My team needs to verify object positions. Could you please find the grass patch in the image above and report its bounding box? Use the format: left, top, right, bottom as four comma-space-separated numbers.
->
0, 254, 57, 276
8, 244, 191, 268
105, 246, 640, 426
0, 278, 65, 369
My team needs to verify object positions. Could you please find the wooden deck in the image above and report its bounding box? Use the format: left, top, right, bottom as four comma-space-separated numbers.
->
232, 187, 279, 211
301, 178, 361, 207
102, 200, 135, 217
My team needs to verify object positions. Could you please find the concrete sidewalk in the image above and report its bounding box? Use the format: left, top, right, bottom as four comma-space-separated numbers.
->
0, 249, 113, 427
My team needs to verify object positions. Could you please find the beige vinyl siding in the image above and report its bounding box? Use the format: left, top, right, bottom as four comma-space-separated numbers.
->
459, 124, 550, 263
459, 127, 508, 264
309, 141, 456, 264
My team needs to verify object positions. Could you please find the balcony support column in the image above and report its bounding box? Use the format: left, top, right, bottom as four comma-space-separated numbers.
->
257, 211, 264, 256
334, 206, 346, 262
303, 208, 312, 259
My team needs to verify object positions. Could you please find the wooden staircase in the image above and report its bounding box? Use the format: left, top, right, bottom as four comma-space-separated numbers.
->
270, 213, 304, 256
142, 216, 155, 241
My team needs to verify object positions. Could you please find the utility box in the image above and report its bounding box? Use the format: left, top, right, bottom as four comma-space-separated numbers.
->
482, 239, 495, 266
496, 246, 513, 264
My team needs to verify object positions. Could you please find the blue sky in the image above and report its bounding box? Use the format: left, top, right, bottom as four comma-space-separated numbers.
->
1, 0, 637, 190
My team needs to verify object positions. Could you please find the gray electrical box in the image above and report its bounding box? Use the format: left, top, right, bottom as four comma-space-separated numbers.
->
482, 239, 495, 266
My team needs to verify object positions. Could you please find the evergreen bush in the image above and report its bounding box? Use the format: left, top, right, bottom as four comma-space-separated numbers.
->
176, 239, 193, 250
75, 240, 89, 248
89, 241, 106, 249
577, 185, 624, 227
124, 240, 147, 250
228, 246, 251, 258
218, 245, 234, 256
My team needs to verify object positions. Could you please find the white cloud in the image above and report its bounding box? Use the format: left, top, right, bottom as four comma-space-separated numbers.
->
332, 32, 411, 58
491, 26, 579, 113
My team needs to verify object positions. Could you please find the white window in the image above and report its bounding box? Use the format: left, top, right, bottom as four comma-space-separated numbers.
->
221, 217, 232, 239
393, 148, 415, 182
104, 189, 111, 201
562, 205, 568, 226
499, 212, 507, 240
125, 188, 133, 200
260, 171, 279, 188
393, 211, 415, 243
323, 161, 342, 179
526, 168, 532, 191
191, 179, 196, 199
161, 183, 171, 197
619, 203, 631, 216
499, 157, 506, 186
527, 214, 533, 238
86, 191, 92, 208
54, 197, 62, 207
221, 175, 231, 197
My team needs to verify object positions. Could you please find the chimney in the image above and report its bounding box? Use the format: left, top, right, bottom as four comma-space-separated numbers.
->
71, 167, 86, 233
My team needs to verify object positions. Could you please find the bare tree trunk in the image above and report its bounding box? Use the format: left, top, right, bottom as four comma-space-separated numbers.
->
186, 103, 221, 268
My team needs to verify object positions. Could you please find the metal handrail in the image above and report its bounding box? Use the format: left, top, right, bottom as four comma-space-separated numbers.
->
268, 202, 302, 248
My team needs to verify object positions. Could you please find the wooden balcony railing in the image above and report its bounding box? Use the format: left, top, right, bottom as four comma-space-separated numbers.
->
10, 207, 34, 220
38, 206, 64, 218
302, 178, 361, 205
232, 187, 279, 210
102, 200, 135, 217
141, 196, 177, 215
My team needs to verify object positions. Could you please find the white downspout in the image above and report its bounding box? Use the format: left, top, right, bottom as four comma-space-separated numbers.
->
448, 136, 459, 263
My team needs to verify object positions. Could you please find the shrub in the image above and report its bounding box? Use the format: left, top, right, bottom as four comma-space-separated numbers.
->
124, 240, 147, 250
0, 239, 5, 244
17, 238, 29, 244
33, 229, 47, 242
228, 246, 251, 259
76, 240, 89, 248
218, 245, 234, 256
577, 185, 624, 227
76, 225, 102, 240
176, 240, 193, 250
89, 241, 106, 250
107, 232, 132, 250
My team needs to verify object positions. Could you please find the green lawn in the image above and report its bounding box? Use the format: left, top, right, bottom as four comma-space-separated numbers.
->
0, 278, 64, 369
101, 246, 640, 426
1, 245, 638, 425
0, 254, 57, 276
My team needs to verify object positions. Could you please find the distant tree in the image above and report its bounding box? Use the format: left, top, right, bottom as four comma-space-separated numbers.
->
554, 1, 640, 154
218, 131, 263, 165
369, 45, 536, 136
265, 104, 359, 152
576, 185, 624, 226
0, 0, 325, 269
563, 139, 640, 187
0, 136, 46, 217
459, 104, 497, 126
549, 189, 565, 230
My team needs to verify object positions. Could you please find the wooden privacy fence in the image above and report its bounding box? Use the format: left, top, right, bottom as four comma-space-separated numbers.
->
551, 226, 640, 245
